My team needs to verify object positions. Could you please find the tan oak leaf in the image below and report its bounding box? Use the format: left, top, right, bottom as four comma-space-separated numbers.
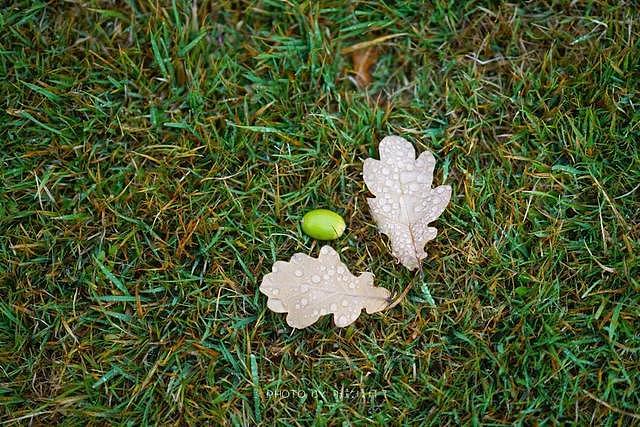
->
259, 246, 390, 329
363, 135, 451, 270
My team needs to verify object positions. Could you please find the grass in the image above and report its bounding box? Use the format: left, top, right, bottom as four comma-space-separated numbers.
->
1, 0, 639, 425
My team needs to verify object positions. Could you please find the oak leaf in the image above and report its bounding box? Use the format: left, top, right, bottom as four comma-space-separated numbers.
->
363, 135, 451, 270
259, 246, 390, 329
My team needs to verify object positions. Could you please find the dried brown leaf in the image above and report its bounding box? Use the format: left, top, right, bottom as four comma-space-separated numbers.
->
363, 135, 451, 270
351, 47, 378, 88
259, 246, 390, 329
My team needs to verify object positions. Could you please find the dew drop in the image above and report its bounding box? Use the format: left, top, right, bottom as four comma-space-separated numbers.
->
272, 289, 279, 296
301, 298, 308, 306
342, 300, 349, 307
312, 275, 321, 283
399, 172, 414, 184
295, 270, 303, 277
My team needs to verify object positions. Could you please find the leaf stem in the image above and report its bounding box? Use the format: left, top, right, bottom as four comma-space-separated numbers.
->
385, 223, 425, 310
385, 267, 424, 310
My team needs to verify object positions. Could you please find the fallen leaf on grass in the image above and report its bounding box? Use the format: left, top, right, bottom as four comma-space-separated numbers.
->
363, 135, 451, 270
350, 47, 378, 88
259, 246, 390, 328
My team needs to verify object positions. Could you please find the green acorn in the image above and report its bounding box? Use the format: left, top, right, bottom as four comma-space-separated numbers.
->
301, 209, 346, 240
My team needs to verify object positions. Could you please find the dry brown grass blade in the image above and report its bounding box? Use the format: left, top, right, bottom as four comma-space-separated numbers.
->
340, 33, 407, 54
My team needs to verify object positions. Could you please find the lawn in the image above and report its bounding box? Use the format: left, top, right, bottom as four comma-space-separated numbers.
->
1, 0, 639, 425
